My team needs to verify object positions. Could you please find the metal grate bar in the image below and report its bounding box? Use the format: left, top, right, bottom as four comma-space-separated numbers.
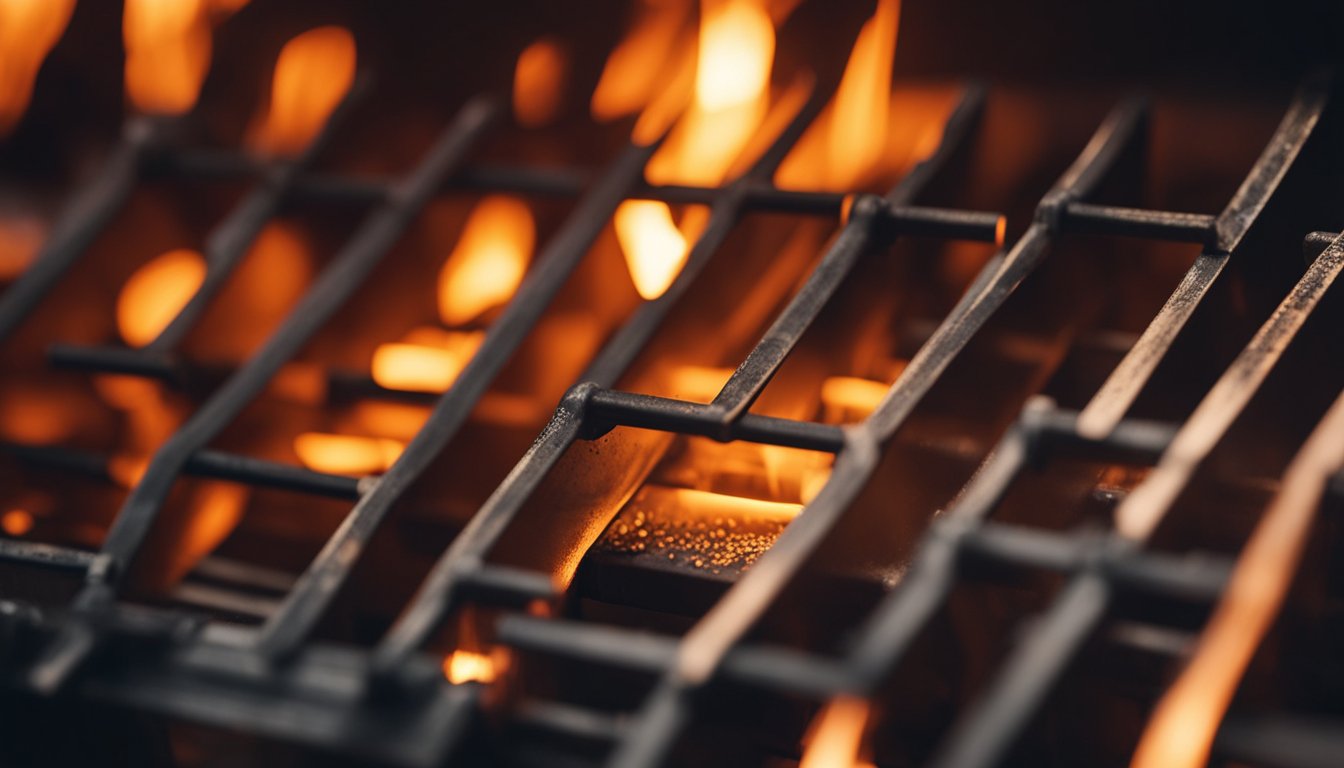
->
25, 97, 502, 693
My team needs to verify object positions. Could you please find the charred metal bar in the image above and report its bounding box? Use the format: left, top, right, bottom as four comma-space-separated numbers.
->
1061, 202, 1215, 244
0, 117, 162, 342
1078, 78, 1329, 437
1303, 229, 1339, 264
0, 540, 96, 573
27, 97, 501, 694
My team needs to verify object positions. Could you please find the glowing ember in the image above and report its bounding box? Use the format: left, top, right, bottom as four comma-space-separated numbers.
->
371, 330, 484, 394
613, 200, 689, 300
117, 249, 207, 348
800, 696, 872, 768
0, 0, 75, 135
251, 26, 356, 156
123, 0, 214, 115
293, 433, 404, 475
443, 650, 497, 684
438, 196, 535, 326
1, 508, 34, 537
513, 38, 567, 127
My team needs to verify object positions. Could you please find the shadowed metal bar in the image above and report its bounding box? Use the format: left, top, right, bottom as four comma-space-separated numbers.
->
1061, 202, 1214, 243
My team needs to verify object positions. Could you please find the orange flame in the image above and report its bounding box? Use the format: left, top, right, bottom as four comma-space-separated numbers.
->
117, 248, 207, 348
591, 0, 692, 122
293, 433, 404, 476
513, 38, 567, 127
616, 0, 775, 301
251, 26, 356, 156
438, 196, 534, 326
775, 0, 902, 191
820, 376, 890, 422
123, 0, 214, 115
0, 0, 75, 135
371, 328, 484, 394
800, 696, 872, 768
443, 650, 499, 685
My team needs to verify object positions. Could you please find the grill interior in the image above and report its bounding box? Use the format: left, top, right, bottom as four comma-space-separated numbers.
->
1, 1, 1343, 767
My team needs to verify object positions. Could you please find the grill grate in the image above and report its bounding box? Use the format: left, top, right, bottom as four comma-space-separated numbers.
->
0, 10, 1342, 768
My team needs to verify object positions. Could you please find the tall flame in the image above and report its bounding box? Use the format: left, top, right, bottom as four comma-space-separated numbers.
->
800, 696, 872, 768
123, 0, 213, 115
775, 0, 901, 190
513, 38, 567, 127
438, 196, 534, 327
252, 26, 356, 156
615, 0, 775, 301
0, 0, 75, 136
117, 248, 207, 348
590, 0, 691, 121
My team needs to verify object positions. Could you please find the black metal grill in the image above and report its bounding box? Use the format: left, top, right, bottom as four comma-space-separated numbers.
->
2, 3, 1344, 767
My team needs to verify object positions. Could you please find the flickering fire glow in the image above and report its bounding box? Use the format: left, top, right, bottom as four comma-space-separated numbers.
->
117, 249, 207, 348
0, 0, 75, 135
438, 196, 535, 326
251, 26, 357, 156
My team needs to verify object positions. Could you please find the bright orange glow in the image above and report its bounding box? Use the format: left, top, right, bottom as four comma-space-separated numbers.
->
590, 0, 691, 121
443, 650, 498, 685
117, 248, 207, 348
800, 696, 872, 768
371, 330, 484, 394
0, 0, 75, 135
820, 376, 890, 422
438, 196, 535, 326
175, 481, 247, 580
293, 433, 404, 475
252, 26, 356, 156
665, 486, 801, 522
200, 222, 312, 361
123, 0, 213, 115
775, 0, 905, 191
1, 509, 34, 536
109, 454, 151, 488
614, 200, 689, 300
618, 0, 775, 299
666, 365, 734, 403
513, 38, 567, 127
1129, 395, 1344, 768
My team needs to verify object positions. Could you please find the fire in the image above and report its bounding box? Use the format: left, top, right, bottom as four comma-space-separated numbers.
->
438, 196, 534, 327
443, 650, 498, 685
123, 0, 214, 115
371, 329, 484, 394
117, 249, 207, 348
251, 26, 356, 156
614, 0, 776, 301
800, 696, 872, 768
590, 0, 691, 121
775, 0, 903, 190
513, 38, 567, 127
0, 0, 75, 135
293, 433, 404, 476
613, 200, 690, 300
820, 376, 890, 422
666, 486, 801, 522
1, 508, 34, 536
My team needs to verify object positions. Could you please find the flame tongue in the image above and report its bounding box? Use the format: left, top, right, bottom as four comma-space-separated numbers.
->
0, 0, 75, 135
123, 0, 213, 115
437, 196, 535, 327
613, 0, 777, 301
252, 26, 356, 156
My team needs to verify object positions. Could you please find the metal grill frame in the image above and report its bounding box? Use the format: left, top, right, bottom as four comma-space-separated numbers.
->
0, 21, 1339, 768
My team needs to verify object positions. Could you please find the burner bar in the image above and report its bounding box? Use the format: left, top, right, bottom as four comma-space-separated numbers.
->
1060, 203, 1215, 244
